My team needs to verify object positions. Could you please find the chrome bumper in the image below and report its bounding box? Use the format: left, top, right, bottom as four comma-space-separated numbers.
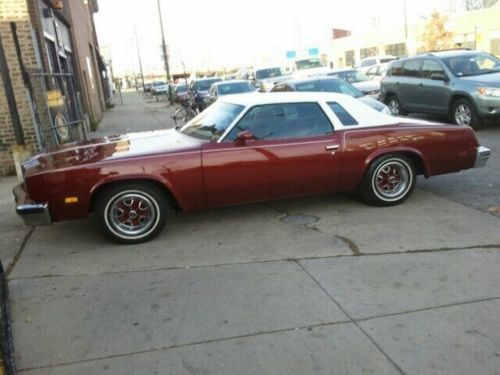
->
474, 146, 491, 168
13, 184, 52, 226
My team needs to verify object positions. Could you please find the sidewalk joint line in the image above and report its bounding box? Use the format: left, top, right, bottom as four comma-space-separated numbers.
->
17, 320, 352, 372
295, 260, 406, 375
8, 244, 499, 281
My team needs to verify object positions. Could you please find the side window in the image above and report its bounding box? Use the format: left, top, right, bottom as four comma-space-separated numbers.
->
226, 103, 333, 141
327, 102, 358, 126
402, 59, 421, 77
366, 66, 377, 76
421, 59, 445, 79
389, 60, 403, 76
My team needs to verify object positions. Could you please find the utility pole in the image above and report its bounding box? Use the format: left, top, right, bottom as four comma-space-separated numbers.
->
403, 0, 408, 40
157, 0, 173, 104
134, 27, 145, 92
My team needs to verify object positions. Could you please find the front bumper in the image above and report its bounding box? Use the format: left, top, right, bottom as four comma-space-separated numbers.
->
13, 183, 52, 226
474, 145, 491, 168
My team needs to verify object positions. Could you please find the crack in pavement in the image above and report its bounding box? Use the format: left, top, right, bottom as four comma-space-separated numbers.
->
5, 227, 35, 278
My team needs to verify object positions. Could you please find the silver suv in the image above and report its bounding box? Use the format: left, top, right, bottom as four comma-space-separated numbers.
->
380, 50, 500, 129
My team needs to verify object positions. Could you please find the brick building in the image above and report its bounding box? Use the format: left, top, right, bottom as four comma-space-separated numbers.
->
0, 0, 106, 176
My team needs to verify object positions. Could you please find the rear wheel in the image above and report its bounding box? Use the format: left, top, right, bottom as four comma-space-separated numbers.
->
386, 95, 408, 116
361, 155, 416, 206
95, 182, 169, 244
451, 98, 483, 129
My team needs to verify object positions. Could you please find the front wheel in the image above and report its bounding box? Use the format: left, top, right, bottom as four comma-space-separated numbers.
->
451, 98, 483, 129
173, 106, 196, 126
95, 182, 169, 244
360, 155, 416, 206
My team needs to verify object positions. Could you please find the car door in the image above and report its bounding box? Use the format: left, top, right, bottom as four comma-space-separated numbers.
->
201, 102, 342, 208
417, 59, 450, 114
399, 58, 423, 111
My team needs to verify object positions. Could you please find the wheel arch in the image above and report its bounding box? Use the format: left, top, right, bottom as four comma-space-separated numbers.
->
448, 92, 476, 115
89, 177, 182, 214
363, 148, 428, 179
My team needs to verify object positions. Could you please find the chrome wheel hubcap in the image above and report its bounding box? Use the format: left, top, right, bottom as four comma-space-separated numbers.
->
373, 161, 410, 200
106, 192, 158, 238
455, 104, 472, 125
388, 99, 400, 115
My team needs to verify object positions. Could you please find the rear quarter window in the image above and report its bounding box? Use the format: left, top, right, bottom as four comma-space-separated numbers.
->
327, 102, 358, 126
389, 60, 404, 76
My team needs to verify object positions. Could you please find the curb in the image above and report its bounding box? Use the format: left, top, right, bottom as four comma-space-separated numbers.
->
0, 260, 15, 375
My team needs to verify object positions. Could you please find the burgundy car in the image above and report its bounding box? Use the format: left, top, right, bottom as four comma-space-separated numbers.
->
14, 92, 490, 244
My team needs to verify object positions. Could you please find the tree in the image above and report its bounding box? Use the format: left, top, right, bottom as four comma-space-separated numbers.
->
450, 0, 498, 11
421, 11, 453, 52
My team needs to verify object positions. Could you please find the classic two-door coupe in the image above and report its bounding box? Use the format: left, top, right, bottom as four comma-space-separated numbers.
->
14, 92, 490, 244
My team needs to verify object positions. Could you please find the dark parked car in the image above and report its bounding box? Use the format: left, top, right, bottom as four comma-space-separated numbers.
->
14, 92, 489, 244
189, 77, 222, 110
380, 50, 500, 129
272, 77, 391, 113
205, 80, 256, 106
173, 83, 189, 103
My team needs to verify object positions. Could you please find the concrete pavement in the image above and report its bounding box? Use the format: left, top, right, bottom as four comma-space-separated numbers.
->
2, 92, 500, 374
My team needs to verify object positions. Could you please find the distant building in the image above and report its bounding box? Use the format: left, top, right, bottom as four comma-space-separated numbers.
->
0, 0, 108, 175
331, 4, 500, 68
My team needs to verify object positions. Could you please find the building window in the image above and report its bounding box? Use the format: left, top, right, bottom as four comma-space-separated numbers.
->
345, 50, 355, 67
385, 43, 407, 57
491, 38, 500, 57
360, 47, 377, 59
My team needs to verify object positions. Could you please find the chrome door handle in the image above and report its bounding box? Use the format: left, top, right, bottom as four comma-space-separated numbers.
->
326, 145, 340, 150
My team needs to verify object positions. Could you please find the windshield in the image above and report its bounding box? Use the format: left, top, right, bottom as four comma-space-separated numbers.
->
196, 79, 221, 91
255, 67, 283, 79
218, 82, 254, 95
179, 102, 244, 141
443, 53, 500, 77
332, 70, 369, 83
175, 84, 187, 93
295, 79, 363, 98
295, 58, 326, 70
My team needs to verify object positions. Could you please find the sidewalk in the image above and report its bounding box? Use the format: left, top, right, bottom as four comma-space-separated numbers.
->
1, 95, 499, 374
90, 90, 177, 138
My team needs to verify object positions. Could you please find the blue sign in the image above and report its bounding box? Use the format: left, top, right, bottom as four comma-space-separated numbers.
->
286, 50, 297, 59
308, 48, 319, 56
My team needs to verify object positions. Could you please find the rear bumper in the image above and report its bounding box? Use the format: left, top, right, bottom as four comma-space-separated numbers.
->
13, 183, 52, 226
474, 145, 491, 168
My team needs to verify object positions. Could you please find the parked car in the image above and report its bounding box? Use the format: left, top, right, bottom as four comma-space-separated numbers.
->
292, 57, 331, 79
380, 50, 500, 129
173, 82, 189, 103
365, 63, 390, 82
241, 66, 290, 92
205, 80, 256, 106
322, 69, 382, 98
143, 82, 153, 93
14, 92, 490, 244
357, 55, 398, 73
151, 82, 169, 99
189, 77, 223, 111
271, 77, 391, 114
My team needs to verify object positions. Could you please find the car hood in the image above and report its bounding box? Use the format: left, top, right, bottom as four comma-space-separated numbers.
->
460, 72, 500, 86
25, 129, 203, 175
352, 80, 381, 92
358, 96, 388, 112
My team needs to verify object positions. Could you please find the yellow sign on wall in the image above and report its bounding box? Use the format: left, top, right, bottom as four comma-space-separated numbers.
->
46, 90, 64, 107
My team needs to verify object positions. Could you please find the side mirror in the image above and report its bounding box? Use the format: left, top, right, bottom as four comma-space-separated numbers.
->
235, 130, 255, 145
430, 72, 448, 81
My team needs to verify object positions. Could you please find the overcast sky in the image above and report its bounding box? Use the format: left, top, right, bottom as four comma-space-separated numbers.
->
94, 0, 449, 76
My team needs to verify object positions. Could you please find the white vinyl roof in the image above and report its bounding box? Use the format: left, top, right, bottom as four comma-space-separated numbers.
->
220, 92, 400, 129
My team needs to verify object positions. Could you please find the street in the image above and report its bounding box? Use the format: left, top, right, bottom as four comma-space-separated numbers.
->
2, 91, 500, 374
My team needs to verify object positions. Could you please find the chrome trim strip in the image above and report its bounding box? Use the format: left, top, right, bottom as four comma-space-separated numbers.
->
474, 145, 491, 168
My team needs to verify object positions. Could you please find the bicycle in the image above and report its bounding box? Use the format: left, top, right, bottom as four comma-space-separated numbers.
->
172, 92, 198, 127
